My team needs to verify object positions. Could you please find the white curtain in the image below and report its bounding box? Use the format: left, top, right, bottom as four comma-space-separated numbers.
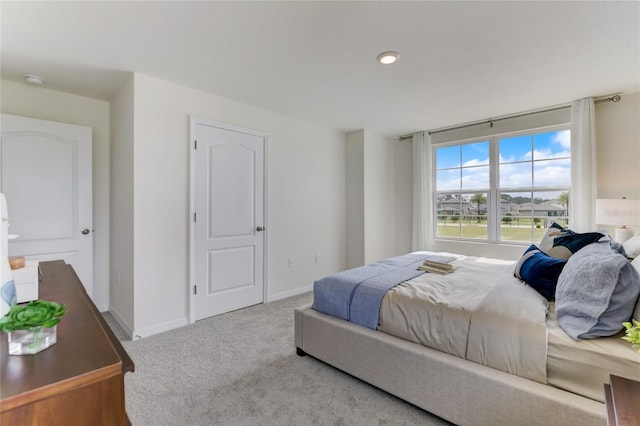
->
411, 131, 433, 251
570, 98, 597, 232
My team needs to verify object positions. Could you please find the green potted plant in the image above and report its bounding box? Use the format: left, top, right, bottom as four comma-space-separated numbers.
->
0, 299, 67, 355
622, 320, 640, 354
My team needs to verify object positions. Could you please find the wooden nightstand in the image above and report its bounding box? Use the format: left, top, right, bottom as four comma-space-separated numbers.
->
604, 374, 640, 426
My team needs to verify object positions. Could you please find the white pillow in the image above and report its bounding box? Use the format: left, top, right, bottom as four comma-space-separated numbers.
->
623, 234, 640, 258
633, 256, 640, 321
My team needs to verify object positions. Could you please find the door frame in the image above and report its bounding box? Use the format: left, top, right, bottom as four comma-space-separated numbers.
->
188, 116, 268, 324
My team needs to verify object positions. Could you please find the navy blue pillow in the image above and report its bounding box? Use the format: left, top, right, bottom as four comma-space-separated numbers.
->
514, 244, 567, 300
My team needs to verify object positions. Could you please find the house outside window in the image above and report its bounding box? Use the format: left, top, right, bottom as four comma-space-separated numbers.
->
434, 126, 571, 243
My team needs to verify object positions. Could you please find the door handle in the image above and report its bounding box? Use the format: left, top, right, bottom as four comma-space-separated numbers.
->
256, 226, 265, 232
81, 228, 91, 235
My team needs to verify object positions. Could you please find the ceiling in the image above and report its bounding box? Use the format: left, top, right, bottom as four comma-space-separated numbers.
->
1, 1, 639, 138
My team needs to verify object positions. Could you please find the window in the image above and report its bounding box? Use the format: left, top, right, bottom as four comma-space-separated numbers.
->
434, 127, 570, 243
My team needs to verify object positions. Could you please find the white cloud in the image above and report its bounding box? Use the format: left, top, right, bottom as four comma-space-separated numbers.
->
461, 166, 490, 190
437, 169, 460, 191
462, 158, 489, 167
519, 151, 533, 161
533, 163, 571, 186
533, 148, 571, 160
553, 130, 571, 149
499, 159, 570, 188
500, 163, 532, 188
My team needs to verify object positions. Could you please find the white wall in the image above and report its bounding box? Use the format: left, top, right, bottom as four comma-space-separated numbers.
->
363, 130, 396, 264
391, 92, 640, 259
109, 75, 135, 335
0, 79, 112, 311
127, 73, 346, 337
596, 92, 640, 199
393, 137, 413, 256
2, 74, 346, 339
346, 129, 397, 267
595, 91, 640, 238
346, 130, 364, 268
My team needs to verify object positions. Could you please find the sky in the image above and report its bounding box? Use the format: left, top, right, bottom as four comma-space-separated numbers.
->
436, 130, 571, 194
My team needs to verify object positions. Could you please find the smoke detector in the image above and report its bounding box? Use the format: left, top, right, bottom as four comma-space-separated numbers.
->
24, 74, 44, 85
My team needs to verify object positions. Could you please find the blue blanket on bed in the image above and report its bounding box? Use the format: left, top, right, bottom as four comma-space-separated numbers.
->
312, 253, 428, 329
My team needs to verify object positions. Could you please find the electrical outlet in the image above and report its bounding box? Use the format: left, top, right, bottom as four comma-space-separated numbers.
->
315, 254, 320, 264
288, 258, 294, 269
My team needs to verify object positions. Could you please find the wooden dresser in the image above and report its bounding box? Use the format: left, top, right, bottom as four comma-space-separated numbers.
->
0, 261, 134, 425
605, 374, 640, 426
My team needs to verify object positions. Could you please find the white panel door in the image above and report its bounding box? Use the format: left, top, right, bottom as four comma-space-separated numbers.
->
0, 114, 93, 295
192, 120, 265, 321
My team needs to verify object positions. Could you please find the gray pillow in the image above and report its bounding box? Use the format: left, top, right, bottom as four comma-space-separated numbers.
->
632, 256, 640, 321
556, 242, 640, 339
624, 234, 640, 259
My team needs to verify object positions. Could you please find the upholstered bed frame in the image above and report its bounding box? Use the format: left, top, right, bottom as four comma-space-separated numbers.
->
294, 303, 606, 426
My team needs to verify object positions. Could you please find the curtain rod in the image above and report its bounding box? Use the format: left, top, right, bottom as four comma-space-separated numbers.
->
398, 93, 622, 141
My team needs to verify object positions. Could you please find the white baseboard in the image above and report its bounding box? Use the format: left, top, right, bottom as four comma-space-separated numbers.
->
132, 316, 189, 340
96, 303, 109, 313
108, 286, 310, 340
267, 284, 313, 303
107, 306, 134, 339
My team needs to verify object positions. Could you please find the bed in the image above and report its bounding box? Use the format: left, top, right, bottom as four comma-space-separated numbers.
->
294, 225, 640, 426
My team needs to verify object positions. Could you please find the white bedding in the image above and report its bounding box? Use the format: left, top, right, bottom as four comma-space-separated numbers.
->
546, 303, 640, 402
378, 253, 549, 384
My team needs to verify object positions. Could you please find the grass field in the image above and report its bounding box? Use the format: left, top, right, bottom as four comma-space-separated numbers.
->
436, 222, 548, 241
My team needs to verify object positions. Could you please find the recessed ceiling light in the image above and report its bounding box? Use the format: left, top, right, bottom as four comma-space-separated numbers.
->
24, 74, 44, 85
376, 51, 399, 65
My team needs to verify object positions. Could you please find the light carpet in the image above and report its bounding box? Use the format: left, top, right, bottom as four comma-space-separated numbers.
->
107, 292, 452, 426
